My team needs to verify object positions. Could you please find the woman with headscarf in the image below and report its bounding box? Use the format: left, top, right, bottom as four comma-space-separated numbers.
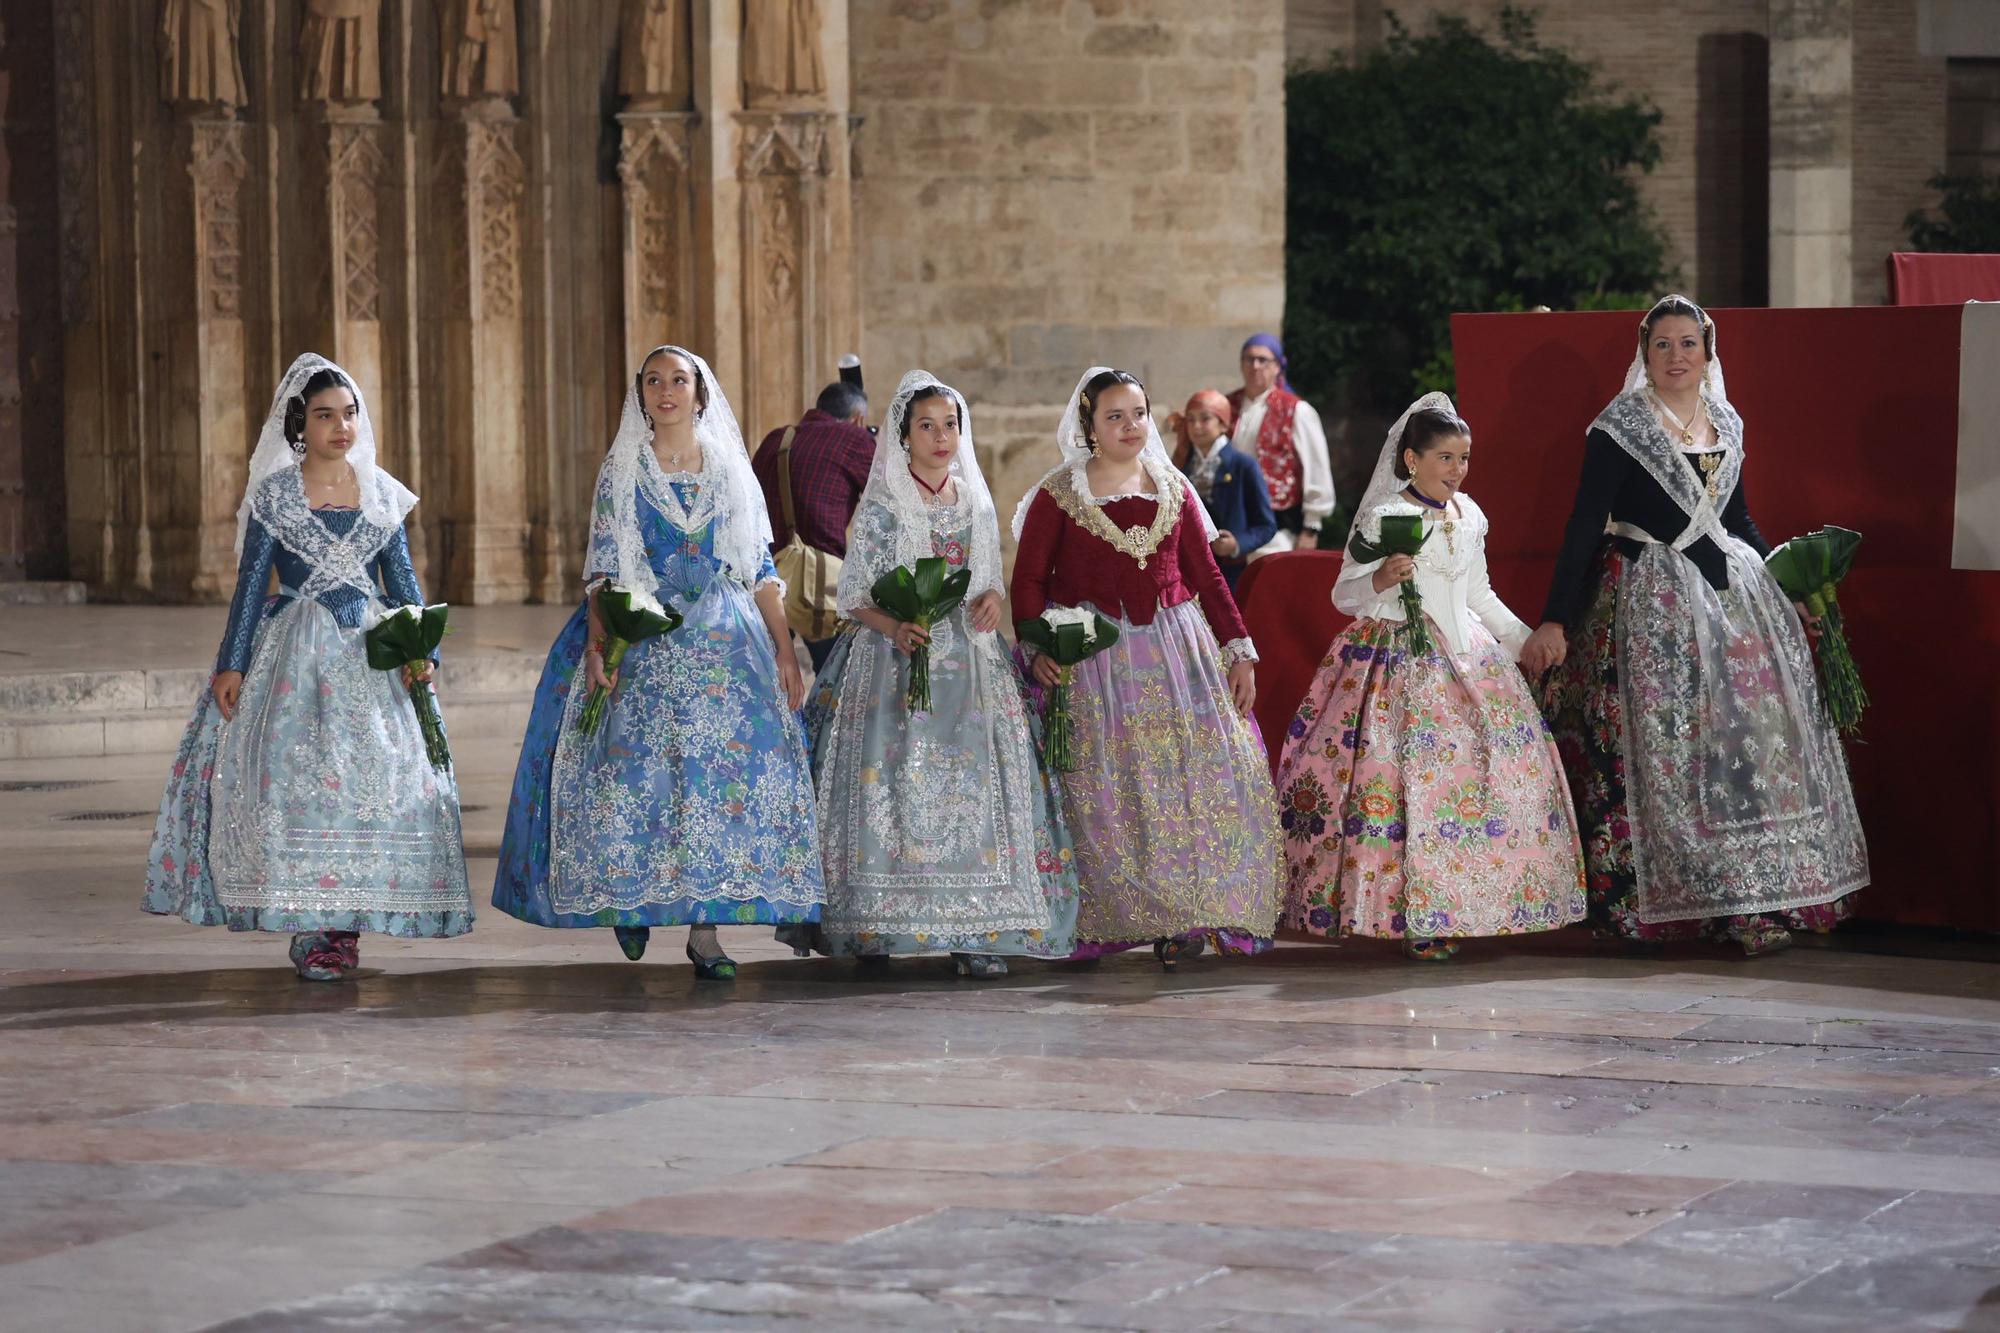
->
491, 346, 823, 979
1276, 393, 1585, 960
143, 354, 472, 981
1171, 388, 1277, 590
1010, 367, 1282, 971
1228, 333, 1336, 557
1519, 296, 1869, 955
783, 371, 1079, 978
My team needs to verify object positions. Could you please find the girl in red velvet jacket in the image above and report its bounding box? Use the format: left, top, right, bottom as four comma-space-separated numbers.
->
1009, 367, 1283, 971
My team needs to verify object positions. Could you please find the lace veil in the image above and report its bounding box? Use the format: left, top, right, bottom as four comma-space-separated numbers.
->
1010, 365, 1217, 542
585, 345, 773, 593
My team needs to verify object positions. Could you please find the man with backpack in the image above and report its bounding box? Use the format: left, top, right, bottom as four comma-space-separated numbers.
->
752, 378, 876, 671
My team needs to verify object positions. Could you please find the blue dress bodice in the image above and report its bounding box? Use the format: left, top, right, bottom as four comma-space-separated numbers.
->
593, 478, 778, 608
216, 507, 426, 674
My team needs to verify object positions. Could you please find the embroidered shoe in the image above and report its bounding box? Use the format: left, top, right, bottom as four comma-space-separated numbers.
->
952, 953, 1009, 979
613, 925, 650, 961
288, 933, 346, 982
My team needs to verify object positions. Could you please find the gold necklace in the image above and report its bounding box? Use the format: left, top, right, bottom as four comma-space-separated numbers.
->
1650, 388, 1706, 448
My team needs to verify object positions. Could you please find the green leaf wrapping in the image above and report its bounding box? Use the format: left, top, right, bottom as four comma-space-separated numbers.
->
870, 557, 974, 713
576, 588, 685, 737
1015, 611, 1122, 771
1765, 527, 1869, 737
364, 604, 454, 770
1347, 515, 1433, 657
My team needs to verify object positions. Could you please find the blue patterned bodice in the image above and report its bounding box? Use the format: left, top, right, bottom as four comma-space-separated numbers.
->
216, 507, 426, 674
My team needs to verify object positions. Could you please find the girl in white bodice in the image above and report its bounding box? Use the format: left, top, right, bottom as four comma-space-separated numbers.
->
1275, 394, 1584, 961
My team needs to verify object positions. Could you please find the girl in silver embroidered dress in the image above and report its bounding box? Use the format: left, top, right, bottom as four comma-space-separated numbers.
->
143, 354, 472, 981
784, 371, 1079, 977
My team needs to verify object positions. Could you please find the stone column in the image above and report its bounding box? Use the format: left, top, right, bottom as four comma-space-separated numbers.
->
735, 111, 834, 443
424, 58, 529, 603
618, 112, 701, 357
165, 115, 255, 599
1770, 0, 1856, 307
142, 0, 256, 596
617, 0, 700, 355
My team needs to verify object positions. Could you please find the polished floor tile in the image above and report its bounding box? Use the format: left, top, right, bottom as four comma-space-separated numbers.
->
5, 732, 2000, 1331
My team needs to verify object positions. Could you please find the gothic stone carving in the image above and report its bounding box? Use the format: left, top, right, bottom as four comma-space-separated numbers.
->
158, 0, 247, 112
620, 0, 692, 108
742, 0, 827, 106
188, 120, 248, 319
299, 0, 382, 106
440, 0, 519, 103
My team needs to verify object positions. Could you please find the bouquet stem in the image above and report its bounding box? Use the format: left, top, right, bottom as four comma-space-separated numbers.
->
1397, 582, 1432, 656
906, 621, 934, 713
577, 636, 633, 737
1046, 664, 1076, 772
408, 683, 451, 771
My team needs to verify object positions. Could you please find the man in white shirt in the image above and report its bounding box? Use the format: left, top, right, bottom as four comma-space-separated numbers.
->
1227, 333, 1336, 558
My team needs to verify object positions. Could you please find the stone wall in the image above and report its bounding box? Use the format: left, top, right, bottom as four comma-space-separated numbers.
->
1288, 0, 1947, 308
850, 0, 1288, 547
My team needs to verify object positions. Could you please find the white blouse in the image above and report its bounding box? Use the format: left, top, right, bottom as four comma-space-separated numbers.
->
1333, 492, 1531, 661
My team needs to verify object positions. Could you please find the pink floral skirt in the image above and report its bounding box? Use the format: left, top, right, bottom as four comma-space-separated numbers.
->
1276, 616, 1586, 940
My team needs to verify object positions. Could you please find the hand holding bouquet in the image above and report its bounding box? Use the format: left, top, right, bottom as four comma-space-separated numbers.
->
1015, 606, 1121, 772
577, 582, 683, 737
1348, 514, 1433, 656
364, 602, 451, 771
1764, 526, 1868, 736
869, 557, 972, 713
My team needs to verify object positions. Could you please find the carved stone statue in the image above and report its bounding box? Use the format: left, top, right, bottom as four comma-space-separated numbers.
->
742, 0, 826, 105
619, 0, 692, 108
158, 0, 247, 112
440, 0, 520, 103
298, 0, 382, 105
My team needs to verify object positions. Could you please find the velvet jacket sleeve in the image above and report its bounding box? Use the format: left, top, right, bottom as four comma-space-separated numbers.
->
371, 526, 441, 664
1175, 484, 1255, 661
1008, 488, 1061, 626
1540, 429, 1629, 629
216, 518, 279, 676
1720, 473, 1771, 558
1237, 452, 1278, 557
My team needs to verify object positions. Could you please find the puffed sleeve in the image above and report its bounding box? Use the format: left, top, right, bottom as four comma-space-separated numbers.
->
1292, 398, 1336, 529
1176, 483, 1255, 665
1333, 504, 1400, 622
1008, 488, 1062, 628
215, 517, 278, 676
1540, 430, 1629, 628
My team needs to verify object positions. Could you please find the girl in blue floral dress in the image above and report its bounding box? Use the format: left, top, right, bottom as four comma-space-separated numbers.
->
784, 371, 1079, 977
492, 346, 823, 977
144, 354, 471, 981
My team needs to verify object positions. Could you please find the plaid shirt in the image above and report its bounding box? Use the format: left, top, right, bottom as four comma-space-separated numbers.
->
751, 410, 877, 559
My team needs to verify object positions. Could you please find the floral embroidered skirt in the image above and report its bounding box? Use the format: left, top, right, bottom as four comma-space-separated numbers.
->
1538, 544, 1865, 941
143, 598, 473, 937
784, 614, 1079, 959
491, 584, 824, 930
1028, 599, 1282, 953
1276, 616, 1585, 940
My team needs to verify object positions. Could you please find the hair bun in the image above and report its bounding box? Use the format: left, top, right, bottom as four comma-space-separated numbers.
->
282, 394, 308, 447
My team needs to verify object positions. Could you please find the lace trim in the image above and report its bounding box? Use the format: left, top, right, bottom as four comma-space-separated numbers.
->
1219, 636, 1258, 667
1592, 390, 1741, 550
1043, 465, 1184, 570
252, 472, 396, 601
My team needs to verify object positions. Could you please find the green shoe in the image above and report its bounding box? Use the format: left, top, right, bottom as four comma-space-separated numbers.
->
613, 925, 650, 961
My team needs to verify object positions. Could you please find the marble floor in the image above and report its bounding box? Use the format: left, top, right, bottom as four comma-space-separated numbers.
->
4, 730, 2000, 1331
